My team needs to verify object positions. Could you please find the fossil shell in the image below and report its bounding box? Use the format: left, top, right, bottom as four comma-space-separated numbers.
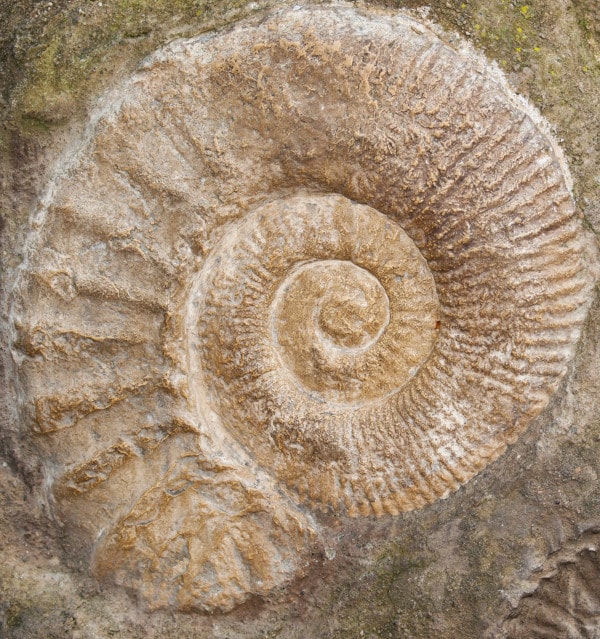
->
10, 4, 592, 612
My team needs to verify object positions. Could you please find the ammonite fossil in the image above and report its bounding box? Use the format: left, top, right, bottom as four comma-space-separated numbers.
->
10, 4, 592, 612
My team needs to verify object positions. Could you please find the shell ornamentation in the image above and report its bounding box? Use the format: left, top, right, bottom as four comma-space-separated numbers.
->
10, 5, 592, 612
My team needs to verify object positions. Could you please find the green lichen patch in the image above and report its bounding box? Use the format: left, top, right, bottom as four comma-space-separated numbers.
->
300, 528, 439, 638
4, 0, 270, 130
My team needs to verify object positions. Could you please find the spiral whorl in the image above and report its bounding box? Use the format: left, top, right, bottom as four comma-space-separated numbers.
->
10, 4, 592, 611
188, 194, 440, 514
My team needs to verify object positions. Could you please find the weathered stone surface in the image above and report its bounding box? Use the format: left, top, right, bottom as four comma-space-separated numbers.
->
1, 1, 600, 637
503, 530, 600, 638
6, 4, 594, 616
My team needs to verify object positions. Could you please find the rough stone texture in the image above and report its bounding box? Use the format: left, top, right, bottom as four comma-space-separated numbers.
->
502, 530, 600, 638
1, 0, 600, 637
6, 4, 594, 614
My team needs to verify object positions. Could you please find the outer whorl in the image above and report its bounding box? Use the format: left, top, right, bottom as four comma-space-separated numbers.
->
10, 4, 592, 612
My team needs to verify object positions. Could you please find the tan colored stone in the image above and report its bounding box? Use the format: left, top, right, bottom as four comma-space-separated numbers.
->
9, 5, 593, 613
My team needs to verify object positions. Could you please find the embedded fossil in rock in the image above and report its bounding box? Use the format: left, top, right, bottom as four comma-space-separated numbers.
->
503, 532, 600, 638
9, 4, 592, 612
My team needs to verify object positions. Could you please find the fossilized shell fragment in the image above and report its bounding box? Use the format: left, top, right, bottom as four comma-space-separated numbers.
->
503, 532, 600, 638
10, 4, 592, 612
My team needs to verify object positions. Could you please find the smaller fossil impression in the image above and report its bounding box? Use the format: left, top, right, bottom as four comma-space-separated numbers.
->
10, 4, 592, 613
504, 534, 600, 638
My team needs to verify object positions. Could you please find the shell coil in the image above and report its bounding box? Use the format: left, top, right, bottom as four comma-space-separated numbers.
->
10, 5, 592, 612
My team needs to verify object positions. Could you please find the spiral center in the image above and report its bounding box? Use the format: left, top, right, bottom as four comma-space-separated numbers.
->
195, 194, 440, 407
304, 261, 390, 350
